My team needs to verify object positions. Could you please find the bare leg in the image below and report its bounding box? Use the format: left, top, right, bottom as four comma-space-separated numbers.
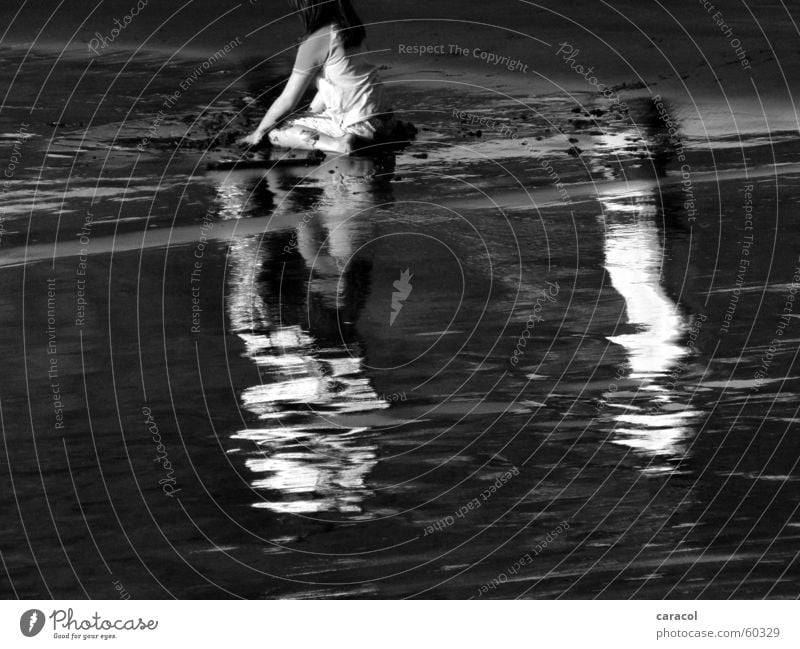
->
269, 126, 357, 155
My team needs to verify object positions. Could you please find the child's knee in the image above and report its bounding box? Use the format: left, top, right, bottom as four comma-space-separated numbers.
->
267, 129, 284, 146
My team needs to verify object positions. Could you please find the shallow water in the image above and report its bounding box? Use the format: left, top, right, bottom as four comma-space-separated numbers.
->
1, 43, 800, 599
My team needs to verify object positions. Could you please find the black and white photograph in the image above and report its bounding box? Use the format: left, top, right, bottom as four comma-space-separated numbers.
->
0, 0, 798, 644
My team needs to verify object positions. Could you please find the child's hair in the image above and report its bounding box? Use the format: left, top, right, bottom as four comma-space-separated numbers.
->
289, 0, 366, 49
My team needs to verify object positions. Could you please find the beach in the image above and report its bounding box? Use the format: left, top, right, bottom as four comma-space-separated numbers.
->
0, 0, 799, 599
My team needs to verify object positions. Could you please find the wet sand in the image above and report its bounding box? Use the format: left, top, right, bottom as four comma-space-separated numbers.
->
1, 1, 799, 599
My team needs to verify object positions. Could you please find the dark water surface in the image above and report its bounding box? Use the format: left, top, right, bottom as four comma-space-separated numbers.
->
1, 42, 800, 599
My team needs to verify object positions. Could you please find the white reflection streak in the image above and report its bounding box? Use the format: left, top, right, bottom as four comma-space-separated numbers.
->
600, 191, 695, 468
603, 195, 686, 378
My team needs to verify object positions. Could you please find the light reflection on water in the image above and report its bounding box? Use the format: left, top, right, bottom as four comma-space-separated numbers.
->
221, 157, 396, 516
600, 190, 702, 471
172, 99, 800, 597
2, 44, 800, 598
215, 102, 707, 510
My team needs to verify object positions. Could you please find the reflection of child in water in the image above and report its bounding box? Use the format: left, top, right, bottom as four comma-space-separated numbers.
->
240, 0, 394, 154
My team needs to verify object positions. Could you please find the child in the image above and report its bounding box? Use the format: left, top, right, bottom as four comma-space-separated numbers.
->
240, 0, 394, 155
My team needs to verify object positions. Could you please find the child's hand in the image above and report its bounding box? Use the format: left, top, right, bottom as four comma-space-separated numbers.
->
238, 130, 266, 147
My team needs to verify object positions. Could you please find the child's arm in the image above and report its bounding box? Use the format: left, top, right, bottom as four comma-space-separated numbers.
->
240, 71, 314, 145
240, 28, 329, 145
